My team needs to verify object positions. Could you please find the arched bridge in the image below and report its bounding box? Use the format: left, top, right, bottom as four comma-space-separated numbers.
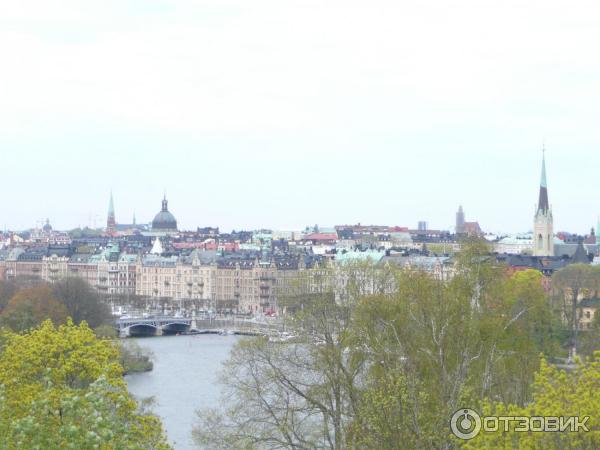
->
117, 316, 193, 337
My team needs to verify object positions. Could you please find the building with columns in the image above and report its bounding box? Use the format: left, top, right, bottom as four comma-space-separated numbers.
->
533, 153, 554, 256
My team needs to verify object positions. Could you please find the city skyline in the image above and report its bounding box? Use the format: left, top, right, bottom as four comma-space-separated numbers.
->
2, 4, 600, 449
2, 150, 599, 235
2, 1, 600, 233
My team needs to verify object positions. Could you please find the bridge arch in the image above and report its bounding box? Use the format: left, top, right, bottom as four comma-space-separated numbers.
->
161, 322, 191, 335
127, 323, 159, 337
116, 317, 193, 337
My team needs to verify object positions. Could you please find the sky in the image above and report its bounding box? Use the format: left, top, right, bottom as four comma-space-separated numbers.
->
1, 0, 599, 234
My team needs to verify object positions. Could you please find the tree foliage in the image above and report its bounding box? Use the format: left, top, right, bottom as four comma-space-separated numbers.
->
0, 320, 171, 449
463, 353, 600, 449
195, 287, 363, 450
193, 241, 562, 450
552, 263, 600, 356
0, 278, 112, 332
580, 311, 600, 357
0, 286, 69, 332
347, 267, 559, 449
0, 280, 18, 313
0, 277, 46, 313
52, 277, 112, 328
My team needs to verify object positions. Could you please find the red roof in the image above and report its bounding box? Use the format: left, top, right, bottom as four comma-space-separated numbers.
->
173, 242, 207, 249
304, 233, 338, 241
218, 242, 239, 251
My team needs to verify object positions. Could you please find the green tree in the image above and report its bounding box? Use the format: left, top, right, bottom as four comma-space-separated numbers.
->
349, 267, 560, 449
580, 308, 600, 357
193, 241, 562, 450
120, 340, 154, 374
0, 277, 45, 313
0, 319, 171, 449
0, 280, 18, 313
52, 277, 112, 328
590, 265, 600, 298
463, 353, 600, 449
194, 260, 386, 449
552, 264, 594, 355
428, 243, 456, 256
0, 286, 68, 332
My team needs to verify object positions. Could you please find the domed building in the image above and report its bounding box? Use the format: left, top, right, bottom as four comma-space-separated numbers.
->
152, 196, 178, 233
42, 218, 53, 233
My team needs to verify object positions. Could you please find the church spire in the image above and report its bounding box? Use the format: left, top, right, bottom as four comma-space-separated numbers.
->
107, 190, 116, 232
533, 148, 554, 257
537, 149, 549, 213
108, 191, 115, 216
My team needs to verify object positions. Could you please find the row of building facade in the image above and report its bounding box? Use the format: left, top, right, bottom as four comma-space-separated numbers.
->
0, 245, 317, 313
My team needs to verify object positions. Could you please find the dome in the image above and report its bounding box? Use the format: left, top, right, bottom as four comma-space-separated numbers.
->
42, 218, 53, 233
152, 197, 178, 231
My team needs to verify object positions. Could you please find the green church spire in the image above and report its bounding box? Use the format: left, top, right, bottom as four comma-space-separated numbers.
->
540, 148, 547, 188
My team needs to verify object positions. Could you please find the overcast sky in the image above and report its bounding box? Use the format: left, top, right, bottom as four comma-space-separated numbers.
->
1, 0, 599, 234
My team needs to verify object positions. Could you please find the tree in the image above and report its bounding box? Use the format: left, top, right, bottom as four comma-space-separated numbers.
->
590, 265, 600, 298
0, 277, 45, 313
487, 269, 561, 404
552, 264, 594, 356
194, 262, 378, 449
195, 336, 359, 450
463, 353, 600, 449
349, 267, 561, 450
0, 286, 68, 332
580, 309, 600, 357
193, 241, 564, 450
348, 252, 569, 449
52, 277, 112, 328
120, 340, 154, 374
0, 319, 171, 449
427, 243, 456, 256
0, 280, 17, 313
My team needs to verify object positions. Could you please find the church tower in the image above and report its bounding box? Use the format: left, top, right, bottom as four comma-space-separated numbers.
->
533, 152, 554, 256
456, 205, 465, 234
107, 191, 116, 233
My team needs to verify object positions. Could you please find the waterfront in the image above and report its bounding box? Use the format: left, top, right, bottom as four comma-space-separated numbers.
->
126, 334, 240, 450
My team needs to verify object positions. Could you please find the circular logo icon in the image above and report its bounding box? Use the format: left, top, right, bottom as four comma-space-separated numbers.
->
450, 408, 482, 440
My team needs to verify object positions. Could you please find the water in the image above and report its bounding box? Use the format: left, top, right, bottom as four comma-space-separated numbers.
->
126, 334, 240, 450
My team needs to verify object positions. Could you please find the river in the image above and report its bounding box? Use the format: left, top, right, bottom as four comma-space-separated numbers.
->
126, 334, 240, 450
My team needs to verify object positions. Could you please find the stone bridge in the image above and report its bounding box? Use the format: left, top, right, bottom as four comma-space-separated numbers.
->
117, 316, 193, 337
116, 315, 284, 338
